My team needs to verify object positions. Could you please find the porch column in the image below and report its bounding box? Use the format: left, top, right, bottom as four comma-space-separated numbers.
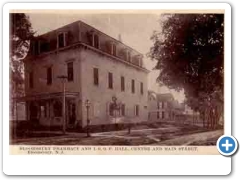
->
26, 101, 29, 121
77, 99, 82, 127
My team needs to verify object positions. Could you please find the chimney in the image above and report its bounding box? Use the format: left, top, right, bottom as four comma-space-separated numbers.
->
118, 34, 122, 42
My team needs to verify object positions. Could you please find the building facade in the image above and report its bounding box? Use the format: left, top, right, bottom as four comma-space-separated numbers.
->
148, 92, 184, 122
19, 20, 149, 129
147, 90, 158, 120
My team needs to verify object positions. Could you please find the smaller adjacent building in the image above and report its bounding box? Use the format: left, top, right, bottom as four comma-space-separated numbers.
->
148, 91, 185, 122
148, 90, 158, 120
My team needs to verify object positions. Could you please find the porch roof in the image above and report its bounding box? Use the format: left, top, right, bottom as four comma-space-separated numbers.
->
13, 92, 79, 102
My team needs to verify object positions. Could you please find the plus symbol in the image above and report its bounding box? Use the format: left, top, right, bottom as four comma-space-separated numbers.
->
222, 139, 233, 151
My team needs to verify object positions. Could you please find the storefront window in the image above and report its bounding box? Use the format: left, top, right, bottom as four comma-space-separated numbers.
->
54, 101, 62, 117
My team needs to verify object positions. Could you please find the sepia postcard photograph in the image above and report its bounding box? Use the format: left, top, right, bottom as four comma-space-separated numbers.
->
8, 7, 225, 155
2, 1, 233, 176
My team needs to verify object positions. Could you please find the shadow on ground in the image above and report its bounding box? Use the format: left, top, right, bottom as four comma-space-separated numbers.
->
10, 122, 223, 146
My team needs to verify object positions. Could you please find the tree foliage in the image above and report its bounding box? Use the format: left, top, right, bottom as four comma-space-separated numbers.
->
10, 13, 34, 97
10, 13, 34, 118
149, 14, 224, 128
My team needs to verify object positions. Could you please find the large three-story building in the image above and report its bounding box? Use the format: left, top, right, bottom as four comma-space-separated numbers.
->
21, 20, 149, 129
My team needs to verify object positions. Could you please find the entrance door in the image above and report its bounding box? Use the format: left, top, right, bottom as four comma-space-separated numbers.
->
29, 102, 39, 125
68, 102, 76, 126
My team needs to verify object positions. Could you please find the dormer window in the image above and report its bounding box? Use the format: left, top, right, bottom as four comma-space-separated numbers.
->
127, 51, 131, 62
94, 34, 99, 49
132, 55, 143, 67
58, 32, 67, 48
111, 43, 117, 56
88, 30, 100, 49
40, 40, 50, 54
123, 49, 131, 61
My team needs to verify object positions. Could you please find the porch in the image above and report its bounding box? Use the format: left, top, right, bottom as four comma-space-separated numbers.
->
12, 92, 80, 130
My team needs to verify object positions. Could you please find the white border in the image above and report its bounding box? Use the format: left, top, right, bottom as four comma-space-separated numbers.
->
2, 3, 231, 175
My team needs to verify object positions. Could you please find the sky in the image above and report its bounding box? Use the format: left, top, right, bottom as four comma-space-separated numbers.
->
27, 11, 185, 103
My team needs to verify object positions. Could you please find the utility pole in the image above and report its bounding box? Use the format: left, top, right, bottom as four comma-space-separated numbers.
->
85, 99, 91, 137
57, 75, 68, 134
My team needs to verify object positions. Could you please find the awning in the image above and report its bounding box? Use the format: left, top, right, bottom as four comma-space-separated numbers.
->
13, 92, 79, 102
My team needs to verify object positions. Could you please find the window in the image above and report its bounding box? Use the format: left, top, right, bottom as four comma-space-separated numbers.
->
121, 76, 125, 92
40, 41, 50, 53
58, 33, 66, 48
47, 67, 52, 85
157, 112, 160, 119
162, 111, 165, 119
165, 112, 169, 119
135, 105, 139, 116
159, 102, 163, 109
109, 103, 114, 116
54, 101, 62, 117
131, 79, 135, 93
94, 34, 99, 49
127, 51, 131, 62
40, 104, 47, 118
108, 72, 113, 89
112, 43, 117, 56
164, 102, 168, 108
124, 51, 128, 61
121, 104, 125, 116
140, 82, 144, 95
93, 68, 99, 85
29, 72, 34, 88
67, 62, 73, 82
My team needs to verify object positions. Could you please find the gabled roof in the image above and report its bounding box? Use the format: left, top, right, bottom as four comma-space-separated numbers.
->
148, 90, 157, 100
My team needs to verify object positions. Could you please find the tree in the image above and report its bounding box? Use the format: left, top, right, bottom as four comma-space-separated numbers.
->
10, 13, 34, 117
148, 14, 224, 129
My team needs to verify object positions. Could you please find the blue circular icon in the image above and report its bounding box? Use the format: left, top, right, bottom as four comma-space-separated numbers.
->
217, 135, 238, 156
